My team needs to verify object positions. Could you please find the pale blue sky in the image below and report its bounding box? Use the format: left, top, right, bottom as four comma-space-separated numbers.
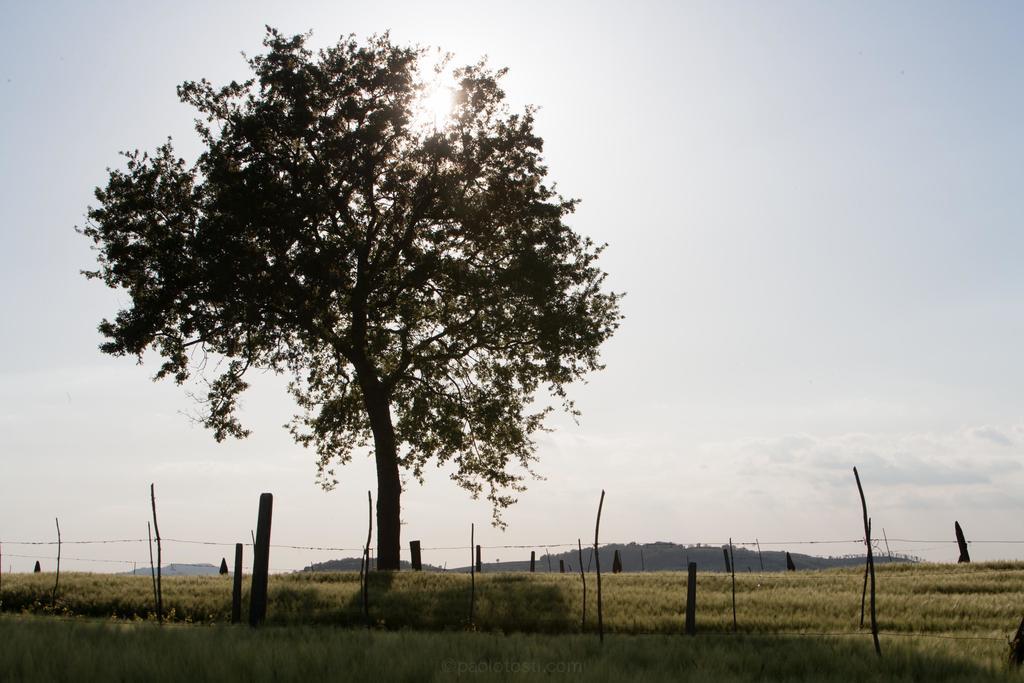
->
2, 1, 1023, 571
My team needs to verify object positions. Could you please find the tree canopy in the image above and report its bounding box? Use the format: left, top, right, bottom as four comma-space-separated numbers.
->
81, 28, 621, 569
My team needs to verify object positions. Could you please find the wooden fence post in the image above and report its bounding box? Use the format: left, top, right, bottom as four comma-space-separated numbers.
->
249, 492, 273, 627
530, 551, 536, 573
147, 522, 157, 617
219, 558, 228, 575
34, 561, 41, 573
578, 539, 586, 631
150, 484, 163, 624
853, 467, 881, 656
883, 528, 893, 562
594, 489, 605, 644
231, 543, 243, 624
52, 518, 61, 605
612, 549, 622, 574
860, 518, 871, 629
640, 546, 645, 572
729, 538, 736, 632
362, 491, 372, 629
955, 521, 971, 563
786, 552, 796, 571
685, 561, 697, 635
756, 538, 764, 572
469, 523, 475, 625
559, 559, 565, 573
475, 545, 482, 573
410, 540, 422, 571
1010, 616, 1024, 667
722, 547, 731, 573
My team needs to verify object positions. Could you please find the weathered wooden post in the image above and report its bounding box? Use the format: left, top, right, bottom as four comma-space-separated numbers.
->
219, 558, 229, 575
249, 492, 273, 627
559, 559, 565, 573
853, 467, 881, 657
530, 551, 536, 573
594, 490, 606, 643
231, 543, 243, 624
150, 484, 164, 623
722, 547, 731, 573
410, 540, 422, 571
52, 518, 61, 605
786, 552, 796, 571
729, 538, 736, 632
578, 539, 587, 630
475, 545, 482, 573
469, 523, 475, 625
685, 561, 697, 635
640, 545, 645, 572
612, 549, 622, 574
955, 521, 971, 563
860, 519, 871, 629
147, 522, 157, 616
756, 538, 764, 572
1010, 616, 1024, 667
361, 491, 371, 629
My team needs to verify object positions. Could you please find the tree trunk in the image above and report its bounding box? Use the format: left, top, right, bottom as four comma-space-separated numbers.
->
361, 379, 402, 571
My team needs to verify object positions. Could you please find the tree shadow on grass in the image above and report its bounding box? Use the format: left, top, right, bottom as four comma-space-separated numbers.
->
267, 571, 576, 633
361, 571, 577, 633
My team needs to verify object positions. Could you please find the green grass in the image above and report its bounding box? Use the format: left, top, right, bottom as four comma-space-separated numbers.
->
2, 563, 1023, 680
0, 615, 1021, 682
3, 562, 1023, 634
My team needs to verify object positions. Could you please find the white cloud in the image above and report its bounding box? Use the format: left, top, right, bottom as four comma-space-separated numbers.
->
689, 428, 1021, 543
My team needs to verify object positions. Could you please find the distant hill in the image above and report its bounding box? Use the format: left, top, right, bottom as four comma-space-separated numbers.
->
462, 542, 918, 574
125, 563, 223, 577
298, 541, 918, 574
301, 558, 446, 572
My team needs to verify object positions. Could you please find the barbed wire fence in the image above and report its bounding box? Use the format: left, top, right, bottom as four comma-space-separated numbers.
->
3, 534, 1024, 575
3, 534, 1024, 652
1, 536, 1021, 649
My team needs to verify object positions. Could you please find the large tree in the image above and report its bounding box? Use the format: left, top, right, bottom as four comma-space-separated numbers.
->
81, 28, 621, 569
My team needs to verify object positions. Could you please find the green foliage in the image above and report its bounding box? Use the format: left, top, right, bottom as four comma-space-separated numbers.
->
80, 28, 622, 524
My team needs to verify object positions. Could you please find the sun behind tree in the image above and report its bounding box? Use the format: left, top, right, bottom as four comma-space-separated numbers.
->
80, 27, 622, 570
411, 52, 458, 131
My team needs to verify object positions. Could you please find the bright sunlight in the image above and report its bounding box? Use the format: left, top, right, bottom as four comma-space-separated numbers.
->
416, 84, 455, 129
411, 53, 457, 130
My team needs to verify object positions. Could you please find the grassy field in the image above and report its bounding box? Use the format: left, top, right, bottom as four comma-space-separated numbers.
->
3, 562, 1023, 633
2, 563, 1023, 680
0, 615, 1021, 682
